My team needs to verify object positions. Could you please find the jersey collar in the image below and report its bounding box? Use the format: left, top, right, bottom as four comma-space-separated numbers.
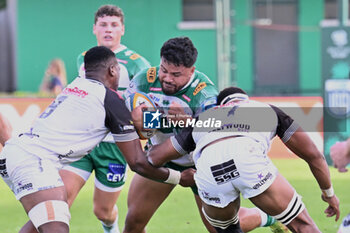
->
113, 44, 127, 54
179, 72, 196, 92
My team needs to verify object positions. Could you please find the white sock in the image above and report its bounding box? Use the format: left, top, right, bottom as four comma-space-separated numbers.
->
101, 206, 120, 233
254, 207, 268, 227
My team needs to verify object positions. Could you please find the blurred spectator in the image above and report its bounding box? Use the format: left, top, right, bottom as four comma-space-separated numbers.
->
39, 58, 67, 96
330, 138, 350, 173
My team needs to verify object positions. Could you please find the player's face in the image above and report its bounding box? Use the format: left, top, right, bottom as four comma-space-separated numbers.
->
93, 16, 125, 51
159, 58, 195, 95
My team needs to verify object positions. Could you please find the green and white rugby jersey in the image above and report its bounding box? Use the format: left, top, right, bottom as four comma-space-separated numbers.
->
125, 66, 218, 166
77, 44, 151, 91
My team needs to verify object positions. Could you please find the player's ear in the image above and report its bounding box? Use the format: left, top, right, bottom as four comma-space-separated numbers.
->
121, 24, 125, 36
93, 24, 97, 36
190, 66, 195, 76
109, 64, 116, 76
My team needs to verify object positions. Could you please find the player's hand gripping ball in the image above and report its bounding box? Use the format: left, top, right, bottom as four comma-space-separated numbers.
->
125, 92, 157, 139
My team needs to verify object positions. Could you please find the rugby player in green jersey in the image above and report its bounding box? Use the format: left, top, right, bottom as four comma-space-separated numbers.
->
123, 37, 287, 233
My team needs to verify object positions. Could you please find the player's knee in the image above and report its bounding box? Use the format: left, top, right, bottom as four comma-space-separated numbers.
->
124, 211, 147, 232
28, 200, 70, 231
287, 209, 319, 233
38, 221, 69, 233
272, 191, 315, 232
202, 207, 242, 233
93, 205, 114, 222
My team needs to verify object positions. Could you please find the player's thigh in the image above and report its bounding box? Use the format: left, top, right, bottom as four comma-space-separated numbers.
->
20, 186, 67, 213
202, 197, 241, 221
127, 173, 175, 218
59, 169, 86, 207
248, 173, 295, 216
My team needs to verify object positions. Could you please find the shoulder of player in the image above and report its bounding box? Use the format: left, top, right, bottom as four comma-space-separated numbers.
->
116, 47, 150, 66
77, 51, 87, 63
104, 87, 125, 105
187, 70, 217, 98
133, 66, 159, 83
77, 51, 87, 59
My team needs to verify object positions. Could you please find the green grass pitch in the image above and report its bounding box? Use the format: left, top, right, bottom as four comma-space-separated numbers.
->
0, 159, 348, 233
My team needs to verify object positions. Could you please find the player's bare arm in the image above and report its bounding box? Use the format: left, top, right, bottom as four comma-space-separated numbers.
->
116, 139, 195, 187
284, 127, 340, 221
147, 138, 183, 167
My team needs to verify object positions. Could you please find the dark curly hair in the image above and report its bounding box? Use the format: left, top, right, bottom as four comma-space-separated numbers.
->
94, 5, 124, 24
160, 37, 198, 67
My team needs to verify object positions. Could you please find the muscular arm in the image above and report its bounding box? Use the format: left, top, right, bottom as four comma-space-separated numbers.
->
0, 113, 12, 146
116, 139, 170, 181
116, 139, 194, 187
285, 128, 331, 190
147, 138, 183, 167
284, 127, 340, 221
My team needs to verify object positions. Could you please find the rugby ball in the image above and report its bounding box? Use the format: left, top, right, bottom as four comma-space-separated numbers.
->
125, 91, 157, 139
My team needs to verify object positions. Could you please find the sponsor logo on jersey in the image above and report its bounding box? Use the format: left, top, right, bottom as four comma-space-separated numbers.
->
211, 123, 250, 132
211, 159, 240, 185
117, 59, 128, 64
16, 182, 33, 193
58, 150, 74, 159
107, 163, 126, 182
147, 67, 157, 83
149, 87, 162, 92
162, 100, 170, 106
252, 172, 273, 189
123, 125, 135, 131
62, 87, 88, 98
130, 53, 141, 60
182, 94, 191, 102
199, 190, 221, 204
193, 82, 207, 96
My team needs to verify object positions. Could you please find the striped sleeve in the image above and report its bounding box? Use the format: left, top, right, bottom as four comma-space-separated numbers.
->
270, 105, 300, 143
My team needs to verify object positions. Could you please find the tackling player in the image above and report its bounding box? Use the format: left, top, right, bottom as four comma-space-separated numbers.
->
0, 46, 194, 233
61, 5, 150, 233
147, 87, 340, 233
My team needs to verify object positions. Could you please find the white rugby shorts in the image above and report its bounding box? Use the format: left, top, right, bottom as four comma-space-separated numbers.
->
194, 137, 278, 208
0, 144, 64, 200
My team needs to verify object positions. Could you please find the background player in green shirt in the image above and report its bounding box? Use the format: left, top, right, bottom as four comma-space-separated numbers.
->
123, 37, 286, 233
61, 5, 150, 233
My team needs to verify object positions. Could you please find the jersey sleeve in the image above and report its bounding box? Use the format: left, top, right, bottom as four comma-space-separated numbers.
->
171, 126, 195, 155
270, 105, 300, 143
104, 88, 139, 142
133, 57, 151, 76
194, 85, 218, 117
